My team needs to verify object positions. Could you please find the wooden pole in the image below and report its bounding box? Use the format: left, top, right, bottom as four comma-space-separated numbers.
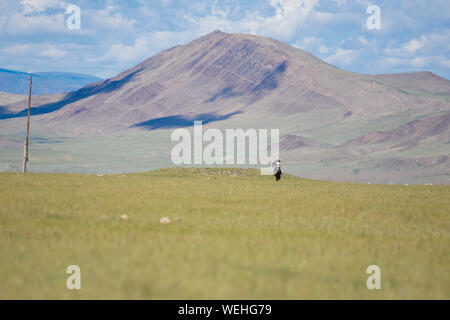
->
23, 75, 32, 173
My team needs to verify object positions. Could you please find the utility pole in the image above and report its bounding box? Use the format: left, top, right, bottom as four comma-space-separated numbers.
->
23, 75, 32, 173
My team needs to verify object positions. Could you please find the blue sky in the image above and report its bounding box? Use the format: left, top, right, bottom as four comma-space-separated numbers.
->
0, 0, 449, 79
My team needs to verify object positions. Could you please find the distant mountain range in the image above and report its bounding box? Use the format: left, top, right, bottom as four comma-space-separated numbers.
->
0, 68, 102, 95
0, 30, 449, 184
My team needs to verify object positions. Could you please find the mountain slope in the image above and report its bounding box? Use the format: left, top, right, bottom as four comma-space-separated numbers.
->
0, 90, 65, 116
0, 68, 102, 95
0, 30, 449, 184
372, 72, 450, 98
2, 30, 449, 134
342, 111, 450, 149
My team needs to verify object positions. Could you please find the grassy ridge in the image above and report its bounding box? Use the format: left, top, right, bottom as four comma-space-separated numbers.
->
0, 168, 449, 299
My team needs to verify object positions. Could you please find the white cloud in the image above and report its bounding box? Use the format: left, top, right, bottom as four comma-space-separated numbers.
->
2, 0, 449, 80
2, 42, 69, 59
87, 5, 138, 31
294, 36, 329, 54
102, 0, 319, 69
185, 0, 319, 42
358, 36, 368, 46
2, 1, 135, 36
19, 0, 66, 14
94, 0, 318, 68
211, 0, 229, 18
325, 48, 360, 66
412, 30, 450, 57
100, 36, 152, 63
318, 45, 329, 54
1, 9, 68, 35
308, 10, 360, 27
331, 0, 347, 5
383, 35, 426, 57
40, 46, 67, 58
1, 43, 33, 56
403, 36, 426, 54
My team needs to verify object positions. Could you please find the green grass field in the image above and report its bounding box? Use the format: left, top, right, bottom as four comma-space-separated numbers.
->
0, 168, 449, 299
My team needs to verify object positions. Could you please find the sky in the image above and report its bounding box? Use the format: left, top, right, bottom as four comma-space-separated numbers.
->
0, 0, 449, 79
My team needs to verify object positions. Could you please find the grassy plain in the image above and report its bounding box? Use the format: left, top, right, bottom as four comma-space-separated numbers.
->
0, 168, 448, 299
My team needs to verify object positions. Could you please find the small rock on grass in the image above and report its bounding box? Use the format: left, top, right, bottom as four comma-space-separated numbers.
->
160, 217, 171, 224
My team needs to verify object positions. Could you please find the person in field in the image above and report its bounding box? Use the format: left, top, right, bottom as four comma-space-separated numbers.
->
273, 158, 282, 181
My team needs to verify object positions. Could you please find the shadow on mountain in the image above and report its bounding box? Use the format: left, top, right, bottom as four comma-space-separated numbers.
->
132, 111, 242, 130
0, 106, 10, 115
252, 60, 287, 92
0, 69, 143, 120
205, 87, 241, 103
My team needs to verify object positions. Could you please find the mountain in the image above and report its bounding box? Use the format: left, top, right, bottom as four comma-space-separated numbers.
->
0, 68, 102, 95
0, 30, 449, 184
2, 30, 449, 131
372, 72, 450, 97
341, 112, 450, 149
280, 134, 332, 150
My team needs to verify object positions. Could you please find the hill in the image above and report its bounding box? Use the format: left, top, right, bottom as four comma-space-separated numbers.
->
0, 168, 448, 299
372, 71, 450, 99
0, 68, 102, 95
342, 112, 450, 149
1, 30, 449, 131
0, 30, 449, 184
